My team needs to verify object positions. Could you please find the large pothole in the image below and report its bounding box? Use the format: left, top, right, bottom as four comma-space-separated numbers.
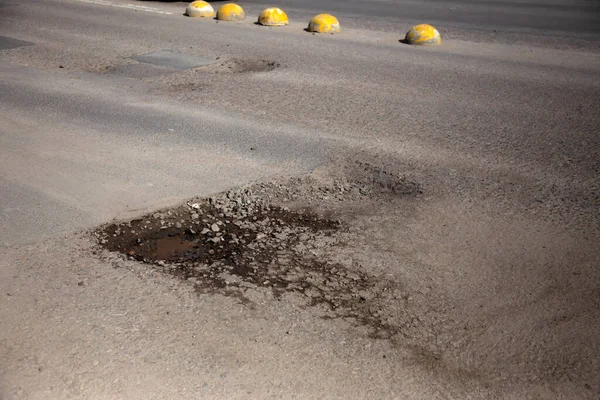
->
101, 193, 342, 296
94, 170, 441, 344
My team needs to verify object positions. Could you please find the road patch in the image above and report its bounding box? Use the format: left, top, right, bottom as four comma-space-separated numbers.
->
132, 51, 216, 70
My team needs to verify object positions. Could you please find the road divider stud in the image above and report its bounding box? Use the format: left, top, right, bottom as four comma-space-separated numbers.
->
258, 7, 289, 26
307, 14, 340, 34
216, 3, 245, 21
185, 1, 215, 18
405, 24, 441, 45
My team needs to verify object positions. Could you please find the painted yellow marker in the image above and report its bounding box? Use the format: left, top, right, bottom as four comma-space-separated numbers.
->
185, 1, 215, 18
258, 7, 289, 26
216, 3, 245, 21
307, 14, 340, 33
405, 24, 441, 45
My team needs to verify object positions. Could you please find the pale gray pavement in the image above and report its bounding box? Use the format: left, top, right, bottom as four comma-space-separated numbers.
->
1, 0, 599, 398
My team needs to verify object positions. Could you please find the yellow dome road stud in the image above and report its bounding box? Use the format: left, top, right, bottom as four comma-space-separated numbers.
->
258, 7, 289, 27
405, 24, 441, 45
185, 1, 215, 18
307, 14, 340, 34
216, 3, 245, 21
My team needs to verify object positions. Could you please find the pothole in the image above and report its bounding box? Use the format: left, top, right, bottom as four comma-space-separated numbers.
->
95, 171, 439, 344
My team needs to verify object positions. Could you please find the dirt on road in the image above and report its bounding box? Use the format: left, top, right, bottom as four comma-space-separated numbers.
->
82, 159, 599, 398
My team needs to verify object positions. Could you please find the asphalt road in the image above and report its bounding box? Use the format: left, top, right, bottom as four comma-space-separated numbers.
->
1, 0, 599, 398
230, 0, 600, 37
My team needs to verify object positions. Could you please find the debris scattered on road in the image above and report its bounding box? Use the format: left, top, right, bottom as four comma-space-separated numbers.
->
187, 202, 201, 210
95, 165, 427, 342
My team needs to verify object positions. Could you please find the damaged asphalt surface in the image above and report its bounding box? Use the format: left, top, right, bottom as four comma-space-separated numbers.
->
1, 0, 599, 398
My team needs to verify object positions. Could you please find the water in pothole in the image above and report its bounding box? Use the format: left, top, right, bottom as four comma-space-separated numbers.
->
95, 185, 422, 342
